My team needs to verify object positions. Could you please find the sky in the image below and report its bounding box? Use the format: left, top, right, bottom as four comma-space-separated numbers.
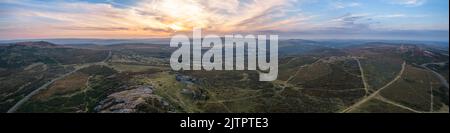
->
0, 0, 448, 41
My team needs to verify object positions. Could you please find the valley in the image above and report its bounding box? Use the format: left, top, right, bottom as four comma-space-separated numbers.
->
0, 40, 448, 113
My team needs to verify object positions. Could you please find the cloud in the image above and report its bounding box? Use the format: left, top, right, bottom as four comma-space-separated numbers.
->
389, 0, 426, 7
323, 13, 372, 31
58, 26, 129, 31
332, 2, 361, 9
375, 14, 407, 18
0, 0, 309, 38
373, 14, 428, 18
0, 0, 447, 41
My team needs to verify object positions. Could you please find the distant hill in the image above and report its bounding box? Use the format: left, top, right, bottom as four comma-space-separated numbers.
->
9, 41, 59, 48
0, 41, 109, 68
1, 38, 447, 47
0, 38, 171, 45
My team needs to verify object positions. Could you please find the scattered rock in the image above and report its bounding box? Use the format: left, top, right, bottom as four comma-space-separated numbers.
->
175, 74, 196, 84
95, 85, 159, 113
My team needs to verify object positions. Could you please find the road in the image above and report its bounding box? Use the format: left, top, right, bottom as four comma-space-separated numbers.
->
420, 63, 449, 89
340, 61, 406, 113
7, 51, 111, 113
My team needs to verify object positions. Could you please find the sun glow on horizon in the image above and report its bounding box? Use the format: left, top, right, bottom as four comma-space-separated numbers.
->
0, 0, 448, 41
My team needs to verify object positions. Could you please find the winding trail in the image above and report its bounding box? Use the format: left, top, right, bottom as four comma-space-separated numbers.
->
420, 62, 449, 112
7, 51, 111, 113
420, 63, 449, 89
340, 61, 406, 113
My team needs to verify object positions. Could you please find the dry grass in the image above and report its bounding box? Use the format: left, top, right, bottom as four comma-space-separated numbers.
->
380, 65, 439, 111
33, 72, 89, 100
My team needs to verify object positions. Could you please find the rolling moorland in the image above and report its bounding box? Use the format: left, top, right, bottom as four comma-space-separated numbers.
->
0, 40, 448, 113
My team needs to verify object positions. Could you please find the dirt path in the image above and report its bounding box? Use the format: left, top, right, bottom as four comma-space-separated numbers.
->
285, 57, 298, 65
277, 58, 322, 94
375, 95, 422, 113
340, 61, 406, 113
206, 93, 264, 104
7, 51, 112, 113
420, 63, 449, 89
420, 62, 450, 112
83, 76, 92, 112
429, 79, 434, 112
201, 86, 232, 113
305, 88, 365, 92
355, 58, 369, 96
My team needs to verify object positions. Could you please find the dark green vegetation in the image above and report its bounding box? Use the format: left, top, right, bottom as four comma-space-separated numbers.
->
0, 41, 108, 68
0, 42, 109, 112
426, 62, 449, 83
18, 65, 120, 112
0, 40, 448, 113
350, 99, 414, 113
346, 44, 404, 91
380, 65, 439, 111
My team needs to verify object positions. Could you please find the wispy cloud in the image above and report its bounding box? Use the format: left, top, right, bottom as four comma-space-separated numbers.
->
332, 1, 361, 9
0, 0, 447, 41
317, 13, 372, 32
389, 0, 427, 7
373, 14, 428, 18
0, 0, 308, 38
